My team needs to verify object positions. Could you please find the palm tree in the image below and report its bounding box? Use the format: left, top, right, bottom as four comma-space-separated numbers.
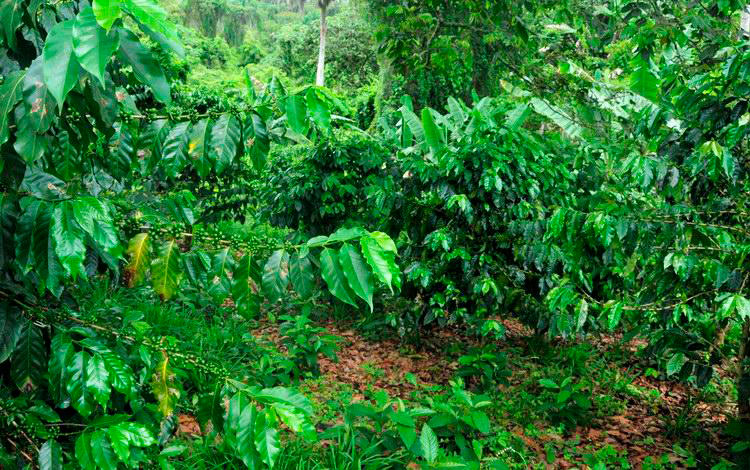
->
315, 0, 333, 86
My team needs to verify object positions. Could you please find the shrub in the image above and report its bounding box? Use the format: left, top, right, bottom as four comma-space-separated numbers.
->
258, 130, 399, 236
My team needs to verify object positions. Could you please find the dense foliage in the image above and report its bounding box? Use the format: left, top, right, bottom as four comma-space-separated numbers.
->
3, 0, 750, 468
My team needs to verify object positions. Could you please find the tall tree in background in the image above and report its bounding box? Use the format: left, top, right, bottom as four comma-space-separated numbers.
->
316, 0, 333, 85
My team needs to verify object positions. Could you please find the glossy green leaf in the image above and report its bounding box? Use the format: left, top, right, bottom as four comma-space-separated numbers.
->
286, 94, 308, 134
319, 248, 357, 307
306, 88, 331, 131
339, 243, 374, 311
209, 113, 241, 174
225, 392, 261, 469
420, 423, 438, 463
91, 430, 118, 470
666, 352, 686, 376
188, 119, 211, 177
39, 440, 63, 470
244, 112, 269, 171
87, 354, 111, 409
162, 121, 191, 178
400, 105, 424, 144
0, 70, 24, 146
67, 351, 95, 417
92, 0, 121, 31
122, 0, 180, 47
253, 386, 314, 416
51, 200, 86, 279
289, 254, 314, 299
422, 107, 443, 153
360, 235, 400, 294
233, 254, 262, 318
0, 0, 23, 49
254, 410, 280, 469
11, 321, 46, 392
262, 249, 290, 303
48, 334, 73, 406
80, 338, 136, 398
117, 28, 171, 103
43, 20, 81, 111
151, 240, 181, 301
630, 61, 659, 102
125, 233, 150, 287
152, 354, 178, 417
73, 7, 119, 87
75, 433, 96, 470
0, 302, 22, 364
208, 247, 234, 303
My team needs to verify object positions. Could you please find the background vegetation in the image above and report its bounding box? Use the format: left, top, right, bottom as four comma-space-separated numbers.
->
2, 0, 750, 469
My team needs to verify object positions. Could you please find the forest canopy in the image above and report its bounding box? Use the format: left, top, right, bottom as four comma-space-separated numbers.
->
1, 0, 750, 469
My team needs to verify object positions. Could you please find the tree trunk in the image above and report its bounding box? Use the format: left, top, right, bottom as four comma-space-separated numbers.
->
742, 5, 750, 39
316, 2, 328, 86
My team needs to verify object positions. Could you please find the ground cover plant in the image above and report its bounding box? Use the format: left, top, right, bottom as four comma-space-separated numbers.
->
1, 0, 750, 469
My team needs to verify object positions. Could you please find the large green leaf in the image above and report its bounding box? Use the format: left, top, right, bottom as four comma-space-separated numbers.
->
87, 354, 111, 408
254, 410, 280, 469
320, 248, 357, 307
67, 351, 95, 417
125, 233, 150, 287
360, 235, 400, 294
399, 105, 424, 145
225, 392, 261, 469
43, 20, 81, 111
13, 115, 48, 163
0, 302, 22, 363
91, 430, 118, 470
286, 94, 308, 134
80, 338, 136, 398
306, 88, 331, 131
0, 70, 24, 146
151, 354, 178, 417
108, 422, 156, 463
39, 440, 63, 470
72, 197, 121, 259
73, 7, 119, 87
75, 433, 96, 470
232, 254, 262, 318
51, 200, 86, 279
253, 387, 314, 416
630, 61, 659, 103
151, 239, 181, 301
421, 107, 443, 154
48, 333, 74, 406
162, 121, 191, 178
338, 243, 374, 311
208, 247, 234, 303
21, 58, 55, 132
117, 28, 170, 103
209, 113, 241, 174
10, 321, 46, 392
188, 119, 211, 177
420, 423, 438, 463
15, 199, 46, 272
0, 0, 23, 49
262, 249, 289, 303
92, 0, 121, 31
272, 403, 316, 441
122, 0, 179, 44
289, 254, 314, 299
244, 112, 269, 171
